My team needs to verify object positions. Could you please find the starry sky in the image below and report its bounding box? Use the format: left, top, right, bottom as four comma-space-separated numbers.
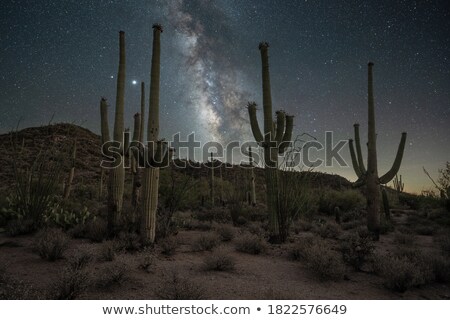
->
0, 0, 449, 193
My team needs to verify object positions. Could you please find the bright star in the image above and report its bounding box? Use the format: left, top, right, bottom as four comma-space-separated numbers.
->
132, 80, 137, 85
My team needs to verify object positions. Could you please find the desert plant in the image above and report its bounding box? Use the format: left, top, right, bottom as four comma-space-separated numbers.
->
216, 224, 235, 242
318, 189, 365, 214
317, 222, 342, 239
192, 233, 220, 251
235, 234, 267, 255
159, 237, 178, 256
85, 217, 108, 242
393, 174, 404, 196
116, 232, 142, 252
63, 139, 77, 199
302, 240, 346, 281
203, 251, 236, 271
68, 251, 93, 271
247, 41, 294, 243
341, 229, 375, 270
348, 63, 407, 239
35, 228, 70, 261
99, 241, 117, 261
156, 271, 205, 299
96, 262, 128, 289
138, 253, 155, 273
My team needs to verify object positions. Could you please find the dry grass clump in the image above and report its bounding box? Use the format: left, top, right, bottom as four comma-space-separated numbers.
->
192, 233, 220, 251
317, 222, 342, 239
138, 253, 155, 273
96, 262, 129, 289
156, 272, 205, 299
302, 240, 346, 281
99, 240, 117, 261
159, 237, 178, 256
216, 224, 235, 242
235, 234, 267, 255
35, 228, 70, 261
341, 229, 375, 270
203, 250, 236, 271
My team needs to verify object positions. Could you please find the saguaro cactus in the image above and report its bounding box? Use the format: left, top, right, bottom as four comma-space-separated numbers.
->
247, 42, 294, 243
139, 24, 171, 243
210, 152, 215, 206
248, 146, 256, 206
100, 31, 126, 234
348, 62, 407, 239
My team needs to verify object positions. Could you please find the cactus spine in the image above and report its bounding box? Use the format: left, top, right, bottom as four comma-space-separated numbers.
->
348, 62, 407, 239
63, 139, 77, 199
247, 42, 294, 243
99, 31, 126, 234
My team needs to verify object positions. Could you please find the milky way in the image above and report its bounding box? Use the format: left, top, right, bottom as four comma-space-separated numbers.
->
0, 0, 449, 192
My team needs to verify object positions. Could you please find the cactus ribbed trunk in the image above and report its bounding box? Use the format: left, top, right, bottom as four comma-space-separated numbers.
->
108, 31, 126, 233
249, 146, 256, 206
381, 187, 390, 221
210, 152, 215, 206
131, 113, 142, 214
366, 62, 380, 237
260, 43, 280, 242
141, 25, 162, 243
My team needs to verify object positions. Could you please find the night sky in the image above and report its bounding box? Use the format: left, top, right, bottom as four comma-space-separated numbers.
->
1, 0, 449, 193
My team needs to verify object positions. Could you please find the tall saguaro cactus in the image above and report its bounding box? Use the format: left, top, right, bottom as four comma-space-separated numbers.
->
393, 174, 404, 196
140, 24, 168, 243
248, 146, 256, 206
210, 152, 215, 206
348, 62, 407, 239
63, 139, 77, 199
100, 31, 126, 234
247, 42, 294, 243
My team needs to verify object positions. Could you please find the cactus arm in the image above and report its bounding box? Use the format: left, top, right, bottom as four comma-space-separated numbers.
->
247, 102, 263, 143
353, 123, 366, 174
274, 110, 286, 143
259, 42, 274, 138
379, 132, 407, 184
278, 114, 294, 154
123, 128, 130, 156
348, 139, 363, 178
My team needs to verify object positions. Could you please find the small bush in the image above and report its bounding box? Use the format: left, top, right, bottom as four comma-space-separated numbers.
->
373, 250, 434, 292
97, 263, 128, 289
216, 225, 235, 242
235, 234, 267, 255
68, 251, 93, 271
203, 251, 236, 271
116, 232, 142, 252
48, 267, 90, 299
35, 228, 70, 261
302, 240, 346, 281
138, 254, 155, 273
99, 241, 117, 261
318, 189, 364, 214
156, 272, 205, 299
192, 233, 220, 251
160, 237, 178, 256
288, 236, 315, 261
341, 229, 374, 270
246, 222, 266, 237
317, 222, 341, 239
85, 218, 108, 242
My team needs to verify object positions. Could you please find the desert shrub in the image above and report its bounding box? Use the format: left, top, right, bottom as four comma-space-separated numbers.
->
156, 272, 205, 299
291, 220, 313, 234
184, 219, 212, 231
341, 219, 363, 230
216, 224, 235, 242
341, 210, 361, 223
159, 237, 178, 256
341, 229, 375, 270
68, 251, 93, 270
227, 186, 245, 226
235, 234, 267, 255
192, 233, 220, 251
413, 225, 435, 235
379, 217, 395, 235
48, 265, 90, 299
318, 189, 364, 214
44, 205, 91, 230
138, 254, 155, 273
373, 249, 434, 292
85, 217, 108, 242
99, 241, 117, 261
302, 240, 346, 281
35, 228, 70, 261
116, 232, 142, 252
288, 236, 316, 261
246, 222, 265, 237
203, 251, 236, 271
96, 263, 128, 289
393, 232, 417, 246
317, 222, 341, 239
